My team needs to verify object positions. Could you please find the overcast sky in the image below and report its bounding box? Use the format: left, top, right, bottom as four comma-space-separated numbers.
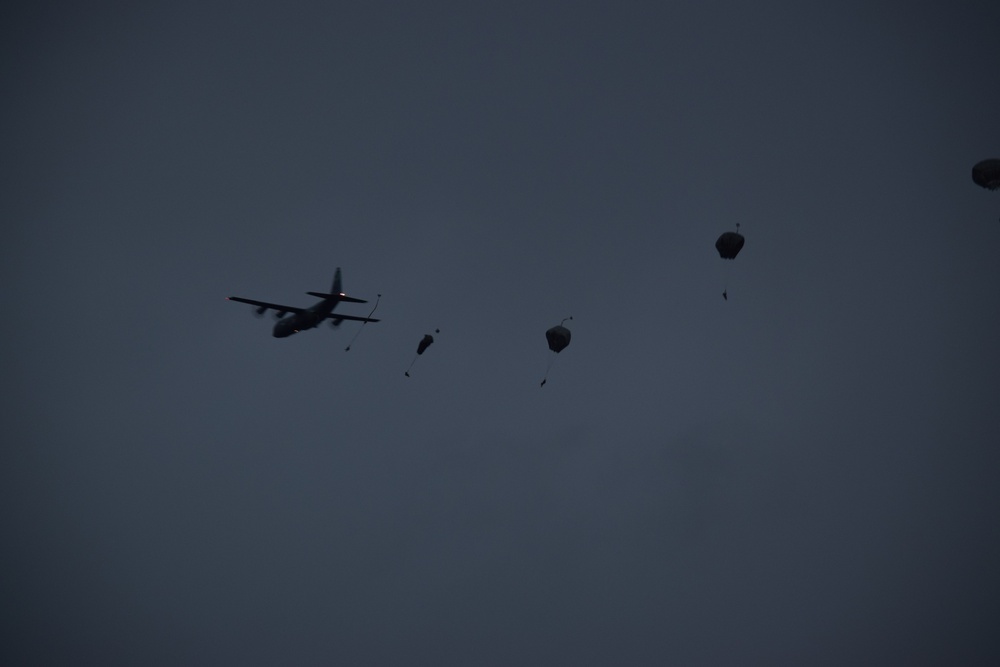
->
3, 1, 999, 665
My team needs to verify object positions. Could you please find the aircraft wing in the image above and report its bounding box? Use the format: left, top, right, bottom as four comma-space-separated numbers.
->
325, 313, 380, 323
226, 296, 304, 314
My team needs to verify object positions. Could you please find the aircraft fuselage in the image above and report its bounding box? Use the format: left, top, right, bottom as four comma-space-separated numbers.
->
272, 299, 337, 337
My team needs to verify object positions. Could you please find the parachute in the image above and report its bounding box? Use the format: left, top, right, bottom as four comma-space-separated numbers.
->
715, 228, 745, 259
541, 317, 572, 387
405, 329, 439, 377
416, 334, 434, 355
545, 324, 571, 353
972, 159, 1000, 190
716, 224, 745, 300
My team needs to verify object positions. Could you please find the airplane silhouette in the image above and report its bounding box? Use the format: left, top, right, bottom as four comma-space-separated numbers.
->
228, 268, 379, 338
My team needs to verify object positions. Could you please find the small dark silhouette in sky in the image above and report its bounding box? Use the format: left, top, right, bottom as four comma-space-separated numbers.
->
716, 224, 745, 300
715, 226, 745, 259
405, 329, 439, 377
972, 159, 1000, 221
972, 159, 1000, 190
541, 317, 572, 387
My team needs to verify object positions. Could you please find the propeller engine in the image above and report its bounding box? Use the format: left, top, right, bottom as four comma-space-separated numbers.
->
254, 306, 267, 317
274, 310, 287, 319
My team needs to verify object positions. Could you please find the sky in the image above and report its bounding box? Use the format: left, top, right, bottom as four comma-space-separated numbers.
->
3, 1, 999, 664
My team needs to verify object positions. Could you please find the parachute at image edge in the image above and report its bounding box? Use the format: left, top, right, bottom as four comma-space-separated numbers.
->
972, 159, 1000, 191
541, 317, 572, 387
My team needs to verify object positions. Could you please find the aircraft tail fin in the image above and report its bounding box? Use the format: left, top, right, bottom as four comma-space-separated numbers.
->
305, 267, 368, 302
307, 269, 367, 303
332, 267, 343, 295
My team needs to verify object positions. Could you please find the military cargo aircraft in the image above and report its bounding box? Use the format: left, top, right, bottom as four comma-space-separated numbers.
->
228, 268, 379, 338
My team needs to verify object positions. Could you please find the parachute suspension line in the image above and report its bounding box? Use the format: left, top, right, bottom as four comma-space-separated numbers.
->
540, 353, 556, 387
724, 228, 736, 299
561, 316, 573, 326
404, 353, 418, 377
345, 293, 381, 351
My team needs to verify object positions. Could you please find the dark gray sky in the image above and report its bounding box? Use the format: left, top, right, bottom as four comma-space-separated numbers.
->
3, 1, 999, 664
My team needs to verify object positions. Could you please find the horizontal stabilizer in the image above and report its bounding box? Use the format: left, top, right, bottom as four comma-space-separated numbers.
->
306, 291, 367, 303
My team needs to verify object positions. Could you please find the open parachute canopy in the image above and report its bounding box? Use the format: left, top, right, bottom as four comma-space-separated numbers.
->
716, 224, 745, 300
541, 317, 572, 387
972, 159, 1000, 190
715, 229, 745, 259
545, 324, 572, 353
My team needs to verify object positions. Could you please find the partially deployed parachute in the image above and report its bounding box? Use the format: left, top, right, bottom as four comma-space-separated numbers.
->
716, 224, 745, 300
972, 159, 1000, 190
416, 334, 434, 355
405, 329, 439, 377
541, 317, 572, 387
